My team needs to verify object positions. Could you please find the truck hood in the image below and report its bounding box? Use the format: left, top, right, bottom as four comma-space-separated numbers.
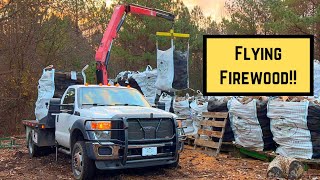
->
79, 106, 177, 119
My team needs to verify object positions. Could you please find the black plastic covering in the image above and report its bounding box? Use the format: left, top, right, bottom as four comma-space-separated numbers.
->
307, 102, 320, 159
207, 98, 234, 142
256, 100, 276, 151
115, 71, 144, 95
173, 50, 188, 90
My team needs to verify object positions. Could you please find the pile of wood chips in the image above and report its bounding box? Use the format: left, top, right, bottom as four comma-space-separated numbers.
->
235, 96, 269, 104
276, 96, 320, 105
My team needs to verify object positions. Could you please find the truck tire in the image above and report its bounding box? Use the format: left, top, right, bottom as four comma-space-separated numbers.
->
167, 154, 180, 168
28, 132, 39, 158
72, 141, 95, 180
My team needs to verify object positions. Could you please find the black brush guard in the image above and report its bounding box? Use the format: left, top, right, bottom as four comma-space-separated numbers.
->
85, 117, 178, 165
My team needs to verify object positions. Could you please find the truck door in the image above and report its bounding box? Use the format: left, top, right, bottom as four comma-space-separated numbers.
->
55, 88, 76, 148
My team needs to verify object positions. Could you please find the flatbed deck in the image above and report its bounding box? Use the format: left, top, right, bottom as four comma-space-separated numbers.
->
22, 120, 39, 127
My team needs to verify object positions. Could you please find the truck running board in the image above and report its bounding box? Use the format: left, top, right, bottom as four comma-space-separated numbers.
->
58, 147, 71, 155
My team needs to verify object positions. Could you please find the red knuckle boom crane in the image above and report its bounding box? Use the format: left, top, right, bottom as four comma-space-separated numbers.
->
95, 4, 175, 85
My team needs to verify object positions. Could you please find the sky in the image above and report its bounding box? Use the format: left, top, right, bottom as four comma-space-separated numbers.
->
105, 0, 228, 22
182, 0, 228, 22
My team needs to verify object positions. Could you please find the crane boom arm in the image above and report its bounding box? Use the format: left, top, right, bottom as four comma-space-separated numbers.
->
95, 4, 175, 85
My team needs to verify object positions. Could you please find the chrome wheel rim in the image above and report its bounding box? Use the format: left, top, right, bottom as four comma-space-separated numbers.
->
28, 137, 33, 155
73, 148, 83, 176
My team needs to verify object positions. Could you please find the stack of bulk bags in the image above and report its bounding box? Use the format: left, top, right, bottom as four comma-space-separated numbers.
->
207, 96, 234, 142
267, 98, 313, 159
227, 97, 264, 151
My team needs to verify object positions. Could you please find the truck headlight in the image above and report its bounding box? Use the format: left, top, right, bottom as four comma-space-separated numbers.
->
90, 121, 111, 130
88, 131, 111, 140
86, 121, 112, 140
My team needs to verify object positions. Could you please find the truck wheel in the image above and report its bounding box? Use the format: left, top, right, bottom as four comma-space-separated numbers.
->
28, 132, 39, 158
72, 141, 95, 180
167, 154, 180, 168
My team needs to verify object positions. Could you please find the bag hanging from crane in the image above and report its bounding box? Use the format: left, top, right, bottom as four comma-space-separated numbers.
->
173, 49, 189, 89
155, 39, 174, 91
155, 30, 190, 91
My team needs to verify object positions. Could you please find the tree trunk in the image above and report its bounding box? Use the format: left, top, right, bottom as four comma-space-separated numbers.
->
267, 155, 304, 179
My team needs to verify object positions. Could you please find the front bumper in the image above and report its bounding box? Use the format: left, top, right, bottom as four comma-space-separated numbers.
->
85, 141, 179, 170
95, 156, 178, 170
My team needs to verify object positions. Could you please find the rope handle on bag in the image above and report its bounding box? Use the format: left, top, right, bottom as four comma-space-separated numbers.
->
161, 92, 168, 98
196, 90, 203, 95
146, 65, 153, 71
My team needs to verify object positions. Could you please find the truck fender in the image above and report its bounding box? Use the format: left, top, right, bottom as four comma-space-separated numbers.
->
69, 119, 88, 149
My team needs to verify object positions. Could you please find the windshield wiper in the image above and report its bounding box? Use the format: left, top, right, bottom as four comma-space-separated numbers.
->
114, 104, 143, 107
82, 103, 143, 107
82, 103, 111, 106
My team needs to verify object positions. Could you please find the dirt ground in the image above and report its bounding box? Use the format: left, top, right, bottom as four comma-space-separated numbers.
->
0, 138, 320, 180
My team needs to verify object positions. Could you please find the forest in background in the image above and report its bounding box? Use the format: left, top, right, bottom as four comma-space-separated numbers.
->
0, 0, 319, 136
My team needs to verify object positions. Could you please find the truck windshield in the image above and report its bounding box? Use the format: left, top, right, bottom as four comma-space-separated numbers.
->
79, 87, 150, 107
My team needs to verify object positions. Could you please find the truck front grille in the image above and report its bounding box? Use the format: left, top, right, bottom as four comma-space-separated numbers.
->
127, 118, 174, 141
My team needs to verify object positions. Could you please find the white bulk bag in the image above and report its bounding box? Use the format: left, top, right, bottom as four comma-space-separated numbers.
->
155, 39, 174, 91
190, 97, 208, 135
132, 65, 157, 104
158, 92, 173, 112
190, 99, 208, 121
173, 94, 191, 118
35, 68, 55, 120
267, 100, 313, 159
228, 98, 264, 151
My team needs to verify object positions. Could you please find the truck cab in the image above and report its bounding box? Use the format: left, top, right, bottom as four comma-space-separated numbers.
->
25, 84, 181, 180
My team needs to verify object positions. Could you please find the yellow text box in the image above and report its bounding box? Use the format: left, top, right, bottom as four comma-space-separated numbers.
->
204, 35, 313, 95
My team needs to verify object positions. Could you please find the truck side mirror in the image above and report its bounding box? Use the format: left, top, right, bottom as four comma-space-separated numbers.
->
48, 98, 62, 113
60, 104, 74, 114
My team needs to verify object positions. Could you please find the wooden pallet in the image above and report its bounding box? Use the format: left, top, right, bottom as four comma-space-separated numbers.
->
194, 112, 228, 156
